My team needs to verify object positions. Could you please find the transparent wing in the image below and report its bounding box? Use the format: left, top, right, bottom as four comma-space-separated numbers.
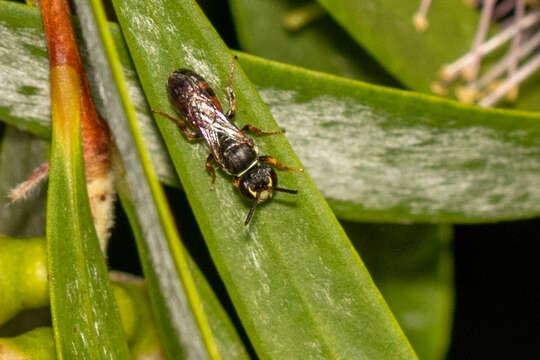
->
190, 95, 253, 164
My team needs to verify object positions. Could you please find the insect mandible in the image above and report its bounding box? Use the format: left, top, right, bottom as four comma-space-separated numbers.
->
152, 57, 303, 225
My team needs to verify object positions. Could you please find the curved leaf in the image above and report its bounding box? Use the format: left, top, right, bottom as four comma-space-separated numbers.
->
112, 0, 416, 358
40, 0, 130, 357
229, 0, 397, 84
238, 52, 540, 223
2, 4, 540, 222
227, 4, 453, 357
117, 181, 250, 360
0, 236, 48, 326
72, 0, 221, 357
2, 3, 540, 222
0, 327, 56, 359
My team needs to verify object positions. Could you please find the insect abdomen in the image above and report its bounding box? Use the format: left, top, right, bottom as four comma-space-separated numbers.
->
167, 69, 223, 116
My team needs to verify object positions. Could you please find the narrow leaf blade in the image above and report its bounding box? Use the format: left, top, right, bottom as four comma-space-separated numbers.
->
40, 0, 130, 357
229, 0, 397, 84
237, 52, 540, 222
72, 0, 221, 357
112, 0, 417, 358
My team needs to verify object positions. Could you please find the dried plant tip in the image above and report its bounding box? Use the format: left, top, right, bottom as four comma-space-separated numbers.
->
438, 65, 454, 81
462, 65, 478, 81
87, 173, 115, 254
7, 161, 49, 204
479, 52, 540, 107
283, 3, 325, 32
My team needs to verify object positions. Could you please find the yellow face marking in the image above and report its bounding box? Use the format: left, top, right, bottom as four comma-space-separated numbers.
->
250, 176, 274, 203
248, 187, 257, 198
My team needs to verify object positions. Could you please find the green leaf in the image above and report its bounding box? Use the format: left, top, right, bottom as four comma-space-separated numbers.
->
46, 66, 130, 358
0, 236, 48, 326
112, 0, 416, 358
229, 0, 397, 84
0, 3, 51, 138
0, 327, 56, 360
42, 1, 129, 356
2, 3, 540, 222
345, 223, 453, 360
0, 2, 178, 187
315, 0, 540, 111
117, 179, 250, 360
237, 52, 540, 222
0, 126, 47, 237
315, 0, 478, 93
71, 0, 220, 357
108, 273, 166, 358
227, 4, 453, 356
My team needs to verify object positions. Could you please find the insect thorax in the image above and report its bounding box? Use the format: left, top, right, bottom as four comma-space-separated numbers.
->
221, 138, 258, 176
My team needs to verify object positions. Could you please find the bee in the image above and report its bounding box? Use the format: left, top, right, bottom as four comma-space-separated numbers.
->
153, 57, 303, 225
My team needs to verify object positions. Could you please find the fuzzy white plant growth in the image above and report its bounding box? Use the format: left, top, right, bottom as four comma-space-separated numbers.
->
7, 161, 49, 203
8, 159, 115, 255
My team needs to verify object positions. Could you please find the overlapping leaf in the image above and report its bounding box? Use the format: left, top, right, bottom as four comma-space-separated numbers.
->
2, 4, 540, 223
41, 0, 130, 354
111, 0, 416, 358
238, 53, 540, 223
229, 0, 397, 84
228, 3, 453, 358
72, 0, 224, 357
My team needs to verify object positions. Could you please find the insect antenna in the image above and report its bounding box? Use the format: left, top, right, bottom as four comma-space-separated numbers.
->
274, 187, 298, 194
245, 192, 261, 225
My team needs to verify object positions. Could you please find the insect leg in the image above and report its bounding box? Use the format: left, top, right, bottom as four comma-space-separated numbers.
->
242, 124, 283, 136
205, 153, 217, 190
259, 155, 304, 172
225, 56, 237, 120
151, 109, 199, 140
